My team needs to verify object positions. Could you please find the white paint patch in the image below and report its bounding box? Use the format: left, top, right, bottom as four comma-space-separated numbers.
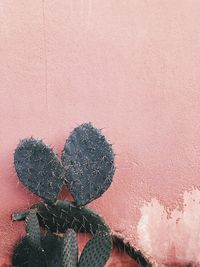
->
137, 189, 200, 264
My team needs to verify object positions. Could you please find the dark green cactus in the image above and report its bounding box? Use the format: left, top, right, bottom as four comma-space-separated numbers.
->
78, 232, 112, 267
12, 233, 63, 267
61, 229, 78, 267
14, 138, 65, 202
62, 123, 115, 206
112, 236, 151, 267
26, 209, 41, 249
13, 201, 152, 267
13, 200, 110, 234
27, 249, 47, 267
25, 209, 47, 267
12, 123, 152, 267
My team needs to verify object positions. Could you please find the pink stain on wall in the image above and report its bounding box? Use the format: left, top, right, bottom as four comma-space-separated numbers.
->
1, 1, 200, 266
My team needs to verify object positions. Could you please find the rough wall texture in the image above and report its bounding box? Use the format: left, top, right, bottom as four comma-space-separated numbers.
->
0, 1, 200, 266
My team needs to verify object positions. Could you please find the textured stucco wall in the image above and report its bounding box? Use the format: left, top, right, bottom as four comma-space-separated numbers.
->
1, 1, 200, 266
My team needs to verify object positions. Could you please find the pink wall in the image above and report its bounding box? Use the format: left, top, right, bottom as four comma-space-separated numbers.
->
1, 1, 200, 266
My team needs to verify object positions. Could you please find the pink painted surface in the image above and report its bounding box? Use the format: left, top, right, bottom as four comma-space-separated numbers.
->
0, 1, 200, 266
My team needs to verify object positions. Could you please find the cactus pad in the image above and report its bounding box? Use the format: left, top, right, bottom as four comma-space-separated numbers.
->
78, 232, 113, 267
27, 249, 47, 267
25, 209, 41, 249
62, 123, 115, 206
34, 200, 110, 234
25, 209, 46, 267
14, 138, 65, 202
61, 229, 78, 267
12, 233, 63, 267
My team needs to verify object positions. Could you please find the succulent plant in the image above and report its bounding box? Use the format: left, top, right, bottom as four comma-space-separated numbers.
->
78, 232, 112, 267
12, 122, 151, 267
62, 123, 115, 206
14, 138, 65, 202
61, 229, 78, 267
13, 210, 62, 267
12, 232, 63, 267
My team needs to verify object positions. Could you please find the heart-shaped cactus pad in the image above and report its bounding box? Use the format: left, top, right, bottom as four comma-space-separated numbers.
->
61, 123, 115, 206
14, 138, 65, 202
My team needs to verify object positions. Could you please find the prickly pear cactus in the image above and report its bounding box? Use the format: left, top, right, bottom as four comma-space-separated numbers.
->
12, 233, 63, 267
62, 123, 115, 206
26, 208, 47, 267
13, 210, 64, 267
25, 210, 41, 249
14, 138, 65, 202
78, 232, 112, 267
12, 123, 152, 267
61, 229, 78, 267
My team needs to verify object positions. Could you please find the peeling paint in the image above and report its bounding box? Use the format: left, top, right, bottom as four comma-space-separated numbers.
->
138, 189, 200, 265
